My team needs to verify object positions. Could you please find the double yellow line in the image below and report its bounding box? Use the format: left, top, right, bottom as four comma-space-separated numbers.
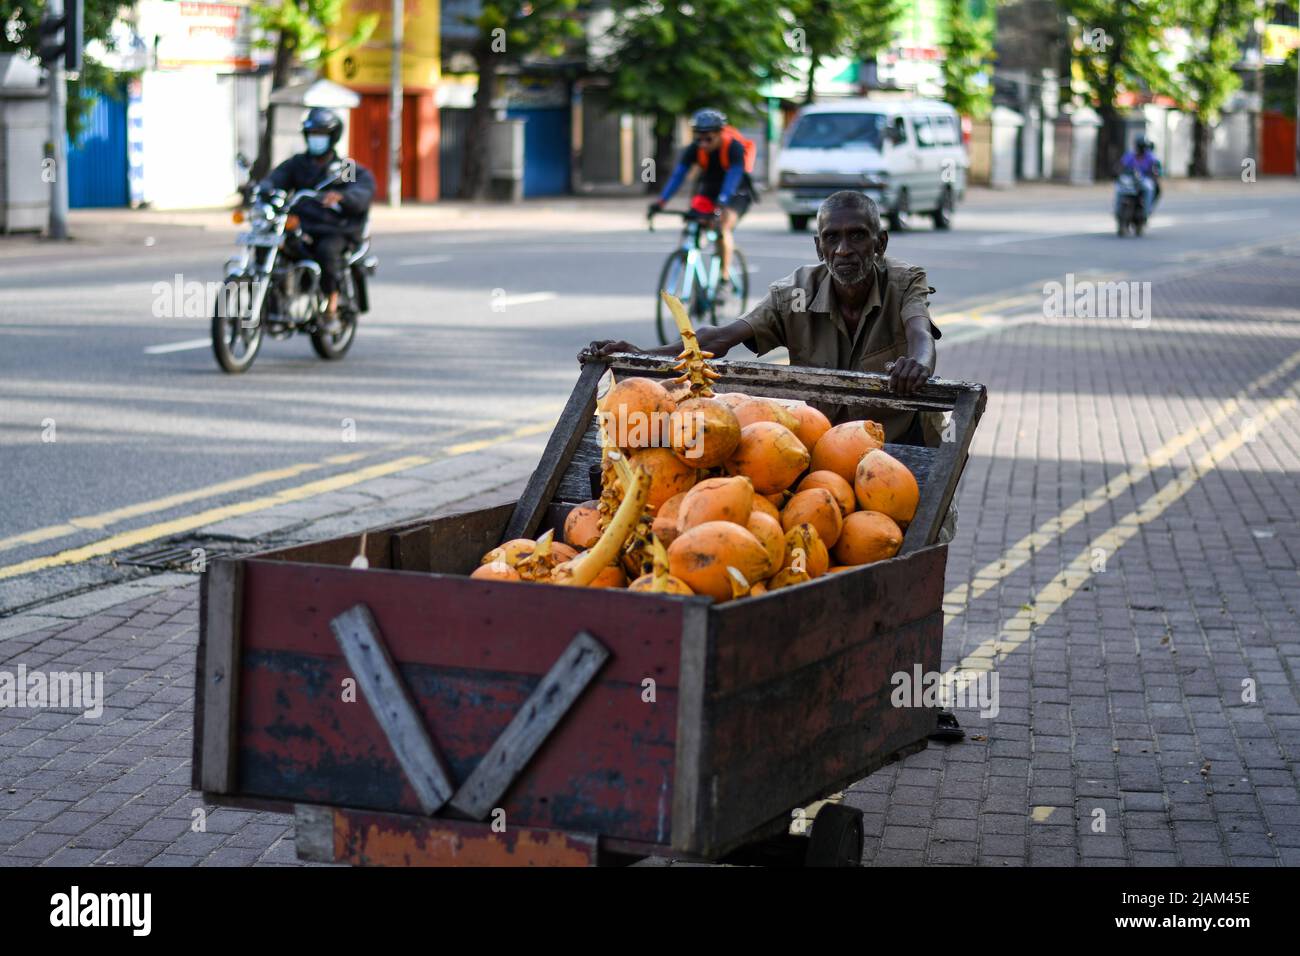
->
944, 347, 1300, 673
0, 421, 554, 582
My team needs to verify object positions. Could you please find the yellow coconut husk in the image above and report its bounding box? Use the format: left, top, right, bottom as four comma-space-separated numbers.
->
553, 456, 652, 587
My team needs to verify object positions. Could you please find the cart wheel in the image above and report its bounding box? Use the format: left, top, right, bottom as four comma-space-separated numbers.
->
805, 804, 863, 867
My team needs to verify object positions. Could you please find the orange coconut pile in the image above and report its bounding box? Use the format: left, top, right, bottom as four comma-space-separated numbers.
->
470, 295, 921, 601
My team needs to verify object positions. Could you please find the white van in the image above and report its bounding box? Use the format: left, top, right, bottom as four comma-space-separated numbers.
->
775, 98, 968, 232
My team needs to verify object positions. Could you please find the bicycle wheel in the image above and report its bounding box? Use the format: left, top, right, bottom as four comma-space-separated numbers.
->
655, 249, 690, 345
711, 247, 749, 326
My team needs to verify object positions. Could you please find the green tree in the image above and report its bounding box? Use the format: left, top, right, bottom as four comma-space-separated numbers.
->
603, 0, 791, 193
940, 0, 994, 119
786, 0, 904, 104
1178, 0, 1254, 177
1060, 0, 1175, 177
0, 0, 130, 140
456, 1, 584, 200
248, 0, 378, 179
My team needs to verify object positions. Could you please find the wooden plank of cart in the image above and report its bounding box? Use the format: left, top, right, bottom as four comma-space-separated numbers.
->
192, 354, 986, 866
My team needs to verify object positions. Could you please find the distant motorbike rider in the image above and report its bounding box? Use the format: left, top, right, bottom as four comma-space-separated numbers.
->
259, 108, 375, 333
1117, 137, 1161, 219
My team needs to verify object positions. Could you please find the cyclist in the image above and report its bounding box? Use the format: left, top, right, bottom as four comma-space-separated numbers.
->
649, 108, 757, 303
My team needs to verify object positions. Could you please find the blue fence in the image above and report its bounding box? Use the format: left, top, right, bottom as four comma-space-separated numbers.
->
67, 88, 129, 208
505, 107, 571, 198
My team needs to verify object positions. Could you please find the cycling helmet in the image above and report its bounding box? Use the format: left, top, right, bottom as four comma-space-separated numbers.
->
691, 108, 726, 132
302, 108, 344, 149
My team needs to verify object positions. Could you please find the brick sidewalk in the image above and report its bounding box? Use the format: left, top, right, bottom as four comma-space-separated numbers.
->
851, 246, 1300, 865
2, 245, 1299, 866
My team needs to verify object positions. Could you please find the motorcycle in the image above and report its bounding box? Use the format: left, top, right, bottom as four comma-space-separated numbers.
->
1114, 171, 1147, 238
212, 154, 377, 374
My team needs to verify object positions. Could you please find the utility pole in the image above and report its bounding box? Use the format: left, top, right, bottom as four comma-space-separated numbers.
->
389, 0, 403, 207
43, 0, 71, 239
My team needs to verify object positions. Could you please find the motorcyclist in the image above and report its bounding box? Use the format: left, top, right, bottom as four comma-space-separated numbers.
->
260, 108, 376, 333
1117, 137, 1161, 220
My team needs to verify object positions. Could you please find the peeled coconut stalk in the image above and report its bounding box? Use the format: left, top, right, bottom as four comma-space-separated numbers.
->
514, 528, 558, 582
725, 566, 751, 601
596, 415, 624, 532
554, 459, 652, 587
646, 538, 685, 593
350, 532, 370, 569
661, 291, 722, 398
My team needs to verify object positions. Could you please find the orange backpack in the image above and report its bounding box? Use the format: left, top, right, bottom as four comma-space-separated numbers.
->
698, 125, 757, 173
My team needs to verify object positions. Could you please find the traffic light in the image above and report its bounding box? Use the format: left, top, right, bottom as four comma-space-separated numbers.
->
36, 1, 82, 74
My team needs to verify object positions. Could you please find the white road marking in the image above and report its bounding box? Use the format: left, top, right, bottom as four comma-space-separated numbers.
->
975, 229, 1101, 246
143, 338, 211, 354
495, 292, 558, 308
395, 254, 453, 267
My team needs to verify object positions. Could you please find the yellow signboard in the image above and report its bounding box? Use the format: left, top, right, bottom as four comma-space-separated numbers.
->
1264, 24, 1300, 64
324, 0, 441, 91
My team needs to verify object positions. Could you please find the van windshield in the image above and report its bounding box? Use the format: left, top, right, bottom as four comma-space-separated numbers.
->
787, 113, 886, 150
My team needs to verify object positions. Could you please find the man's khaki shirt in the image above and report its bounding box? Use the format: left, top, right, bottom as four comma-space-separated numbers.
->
739, 257, 942, 444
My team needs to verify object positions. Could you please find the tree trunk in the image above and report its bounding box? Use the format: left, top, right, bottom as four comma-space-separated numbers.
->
651, 113, 676, 195
805, 50, 817, 105
462, 49, 498, 201
1095, 105, 1123, 180
251, 32, 296, 183
1190, 115, 1210, 177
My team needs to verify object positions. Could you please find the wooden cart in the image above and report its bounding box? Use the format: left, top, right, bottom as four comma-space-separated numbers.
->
192, 355, 986, 866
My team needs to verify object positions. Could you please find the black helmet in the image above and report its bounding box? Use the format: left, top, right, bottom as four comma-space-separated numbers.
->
1135, 136, 1153, 152
691, 108, 726, 132
302, 108, 344, 149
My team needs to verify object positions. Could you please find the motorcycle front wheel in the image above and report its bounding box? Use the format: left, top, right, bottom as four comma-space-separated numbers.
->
211, 277, 266, 374
311, 310, 358, 360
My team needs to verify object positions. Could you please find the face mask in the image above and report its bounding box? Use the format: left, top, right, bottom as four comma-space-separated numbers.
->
306, 134, 331, 156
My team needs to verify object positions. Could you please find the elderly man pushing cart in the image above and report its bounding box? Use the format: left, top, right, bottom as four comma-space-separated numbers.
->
583, 189, 964, 741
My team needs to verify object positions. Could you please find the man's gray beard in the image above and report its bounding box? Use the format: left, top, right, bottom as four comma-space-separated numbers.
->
831, 260, 871, 288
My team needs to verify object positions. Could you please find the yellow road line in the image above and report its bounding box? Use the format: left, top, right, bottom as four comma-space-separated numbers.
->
942, 347, 1300, 625
951, 390, 1296, 674
0, 454, 367, 555
0, 420, 557, 581
0, 413, 561, 559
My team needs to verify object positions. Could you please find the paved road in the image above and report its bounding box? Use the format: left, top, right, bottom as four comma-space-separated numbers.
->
2, 180, 1298, 613
2, 179, 1299, 868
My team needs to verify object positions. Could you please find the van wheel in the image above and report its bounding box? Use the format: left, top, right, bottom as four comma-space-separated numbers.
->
788, 214, 810, 232
887, 189, 911, 231
931, 186, 954, 230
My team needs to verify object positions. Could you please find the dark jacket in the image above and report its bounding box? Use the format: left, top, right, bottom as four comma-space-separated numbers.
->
260, 152, 375, 238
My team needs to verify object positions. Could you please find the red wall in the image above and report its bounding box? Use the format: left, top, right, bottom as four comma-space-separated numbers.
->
349, 90, 440, 202
1262, 111, 1296, 176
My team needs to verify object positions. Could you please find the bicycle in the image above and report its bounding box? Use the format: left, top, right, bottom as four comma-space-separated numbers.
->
650, 208, 749, 346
